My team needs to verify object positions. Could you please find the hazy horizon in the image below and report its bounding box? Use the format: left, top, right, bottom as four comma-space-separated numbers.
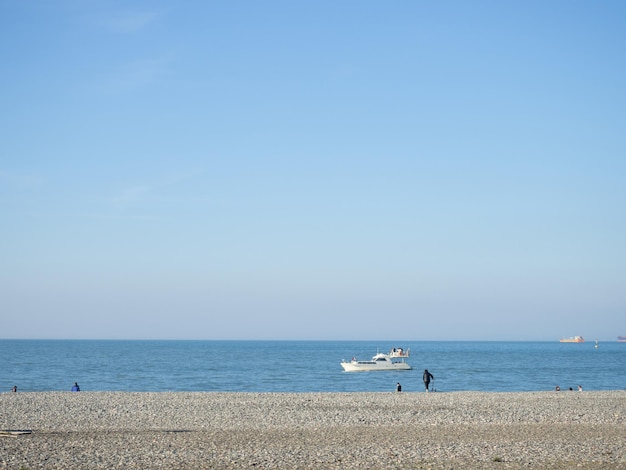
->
0, 338, 622, 343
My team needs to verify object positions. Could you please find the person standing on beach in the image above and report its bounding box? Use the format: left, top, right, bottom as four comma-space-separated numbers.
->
71, 382, 80, 392
423, 369, 434, 392
396, 382, 402, 392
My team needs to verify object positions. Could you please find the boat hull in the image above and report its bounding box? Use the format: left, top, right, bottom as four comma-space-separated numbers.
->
341, 349, 412, 372
560, 336, 584, 343
341, 362, 412, 372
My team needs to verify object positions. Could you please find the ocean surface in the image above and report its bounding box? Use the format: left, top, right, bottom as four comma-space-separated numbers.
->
1, 340, 624, 393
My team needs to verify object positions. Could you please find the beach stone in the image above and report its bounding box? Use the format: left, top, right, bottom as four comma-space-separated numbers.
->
0, 391, 624, 468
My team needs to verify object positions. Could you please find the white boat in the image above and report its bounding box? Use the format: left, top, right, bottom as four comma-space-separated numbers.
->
340, 348, 412, 372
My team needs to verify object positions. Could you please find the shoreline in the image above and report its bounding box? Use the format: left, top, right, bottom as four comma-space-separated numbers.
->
2, 391, 624, 468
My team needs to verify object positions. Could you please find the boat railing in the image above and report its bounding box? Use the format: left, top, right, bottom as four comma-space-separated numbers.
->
389, 348, 410, 358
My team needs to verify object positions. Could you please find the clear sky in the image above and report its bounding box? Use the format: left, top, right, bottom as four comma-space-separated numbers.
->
1, 1, 625, 340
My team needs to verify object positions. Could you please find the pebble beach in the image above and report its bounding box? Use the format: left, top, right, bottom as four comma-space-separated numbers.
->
1, 391, 624, 469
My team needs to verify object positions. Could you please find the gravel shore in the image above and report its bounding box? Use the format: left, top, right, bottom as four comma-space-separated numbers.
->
1, 391, 624, 469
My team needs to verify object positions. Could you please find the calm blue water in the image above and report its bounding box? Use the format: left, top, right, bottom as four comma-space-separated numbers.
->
1, 340, 624, 393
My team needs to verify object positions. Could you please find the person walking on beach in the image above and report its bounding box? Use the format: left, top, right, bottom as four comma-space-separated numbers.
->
423, 369, 434, 392
71, 382, 80, 392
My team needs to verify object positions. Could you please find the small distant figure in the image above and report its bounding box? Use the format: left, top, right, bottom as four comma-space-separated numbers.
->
569, 387, 573, 391
423, 369, 434, 392
578, 385, 583, 391
12, 385, 17, 393
71, 382, 80, 392
555, 385, 560, 391
396, 382, 402, 392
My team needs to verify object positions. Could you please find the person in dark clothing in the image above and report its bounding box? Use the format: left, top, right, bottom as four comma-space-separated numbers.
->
396, 382, 402, 392
423, 369, 434, 392
71, 382, 80, 392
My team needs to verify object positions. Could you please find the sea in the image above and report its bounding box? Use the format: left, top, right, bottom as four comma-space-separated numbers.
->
1, 340, 624, 394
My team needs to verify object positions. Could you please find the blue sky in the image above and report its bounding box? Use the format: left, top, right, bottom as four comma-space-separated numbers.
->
1, 1, 624, 340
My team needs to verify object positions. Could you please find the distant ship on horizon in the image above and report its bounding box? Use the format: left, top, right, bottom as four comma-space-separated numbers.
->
618, 336, 626, 342
560, 336, 585, 343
